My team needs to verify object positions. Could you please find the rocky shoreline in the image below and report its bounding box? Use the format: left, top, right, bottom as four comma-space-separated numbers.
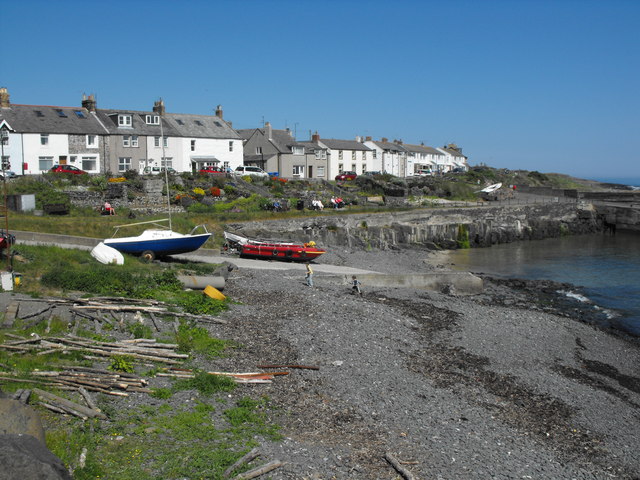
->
210, 246, 640, 479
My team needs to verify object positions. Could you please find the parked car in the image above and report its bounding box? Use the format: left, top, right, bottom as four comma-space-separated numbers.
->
416, 170, 433, 176
0, 171, 17, 179
50, 165, 87, 175
335, 171, 357, 181
362, 171, 381, 176
233, 165, 269, 179
199, 166, 226, 176
143, 166, 176, 175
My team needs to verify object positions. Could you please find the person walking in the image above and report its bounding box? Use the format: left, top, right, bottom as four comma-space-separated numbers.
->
351, 275, 362, 295
305, 263, 314, 287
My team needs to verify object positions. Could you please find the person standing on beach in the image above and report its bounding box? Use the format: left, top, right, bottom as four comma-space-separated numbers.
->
305, 263, 314, 287
351, 275, 362, 295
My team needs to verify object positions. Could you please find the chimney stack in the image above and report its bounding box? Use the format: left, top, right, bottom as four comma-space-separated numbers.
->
81, 93, 97, 112
0, 87, 10, 108
215, 105, 223, 119
355, 135, 362, 142
153, 98, 165, 115
264, 121, 272, 140
311, 131, 320, 143
382, 137, 388, 143
365, 136, 372, 141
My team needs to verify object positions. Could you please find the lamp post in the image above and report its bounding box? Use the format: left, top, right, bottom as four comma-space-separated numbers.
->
1, 125, 11, 271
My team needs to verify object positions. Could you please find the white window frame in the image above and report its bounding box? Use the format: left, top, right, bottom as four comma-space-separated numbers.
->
338, 150, 343, 160
352, 151, 356, 161
123, 136, 131, 147
86, 135, 97, 148
118, 157, 132, 172
161, 157, 173, 169
317, 166, 325, 177
292, 165, 304, 177
292, 146, 304, 155
256, 147, 262, 154
40, 134, 49, 146
131, 135, 138, 147
154, 136, 160, 147
229, 141, 233, 152
39, 156, 54, 170
145, 115, 159, 125
163, 137, 168, 148
373, 150, 377, 159
118, 114, 132, 127
81, 156, 98, 171
191, 140, 196, 151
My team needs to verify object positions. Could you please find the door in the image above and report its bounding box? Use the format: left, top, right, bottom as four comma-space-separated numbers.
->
59, 156, 67, 165
308, 166, 313, 179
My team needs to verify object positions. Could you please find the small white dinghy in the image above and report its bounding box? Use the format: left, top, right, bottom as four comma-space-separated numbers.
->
480, 182, 502, 193
91, 242, 125, 265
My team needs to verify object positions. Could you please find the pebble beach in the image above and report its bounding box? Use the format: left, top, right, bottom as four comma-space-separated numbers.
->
211, 247, 640, 479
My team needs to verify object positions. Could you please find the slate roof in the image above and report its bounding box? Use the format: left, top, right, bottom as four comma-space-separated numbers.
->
316, 138, 371, 151
0, 104, 108, 135
403, 143, 443, 155
165, 113, 240, 139
440, 146, 466, 158
367, 140, 407, 153
297, 141, 325, 152
95, 109, 179, 137
238, 128, 304, 154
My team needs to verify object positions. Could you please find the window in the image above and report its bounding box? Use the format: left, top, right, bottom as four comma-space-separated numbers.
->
0, 132, 7, 146
163, 137, 168, 148
40, 134, 49, 146
229, 141, 233, 152
34, 110, 45, 117
1, 156, 10, 170
338, 163, 344, 172
214, 121, 223, 127
55, 109, 67, 118
338, 150, 343, 160
39, 156, 54, 170
145, 115, 159, 125
74, 110, 86, 119
161, 157, 173, 169
118, 157, 132, 172
373, 150, 377, 159
256, 147, 262, 154
86, 135, 97, 148
131, 135, 138, 147
362, 151, 367, 160
317, 166, 325, 177
191, 140, 196, 151
293, 165, 305, 177
176, 119, 184, 125
154, 136, 160, 147
81, 156, 97, 171
194, 120, 203, 126
292, 146, 304, 155
352, 164, 356, 172
123, 136, 130, 147
118, 114, 132, 127
223, 161, 230, 171
352, 151, 356, 160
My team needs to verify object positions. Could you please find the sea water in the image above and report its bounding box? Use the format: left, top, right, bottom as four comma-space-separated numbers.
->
445, 231, 640, 337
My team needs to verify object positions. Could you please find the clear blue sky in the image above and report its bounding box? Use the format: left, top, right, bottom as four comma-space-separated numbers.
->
2, 0, 639, 180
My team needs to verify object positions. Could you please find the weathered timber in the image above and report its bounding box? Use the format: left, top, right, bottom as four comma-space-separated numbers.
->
33, 388, 106, 419
384, 452, 417, 480
223, 447, 261, 478
235, 460, 285, 479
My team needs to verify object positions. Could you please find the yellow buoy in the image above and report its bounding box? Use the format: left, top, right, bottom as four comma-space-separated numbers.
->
203, 285, 226, 301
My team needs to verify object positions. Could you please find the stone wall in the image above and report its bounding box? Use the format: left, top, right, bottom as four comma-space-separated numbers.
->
225, 203, 600, 250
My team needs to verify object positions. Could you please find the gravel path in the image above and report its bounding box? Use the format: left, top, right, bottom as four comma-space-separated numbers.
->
210, 247, 640, 479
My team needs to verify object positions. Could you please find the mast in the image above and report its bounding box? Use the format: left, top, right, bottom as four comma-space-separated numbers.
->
159, 116, 172, 230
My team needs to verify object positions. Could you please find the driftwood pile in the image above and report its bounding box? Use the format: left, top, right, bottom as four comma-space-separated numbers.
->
0, 334, 188, 364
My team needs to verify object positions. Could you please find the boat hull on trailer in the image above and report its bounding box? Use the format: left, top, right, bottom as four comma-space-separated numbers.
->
224, 231, 325, 262
104, 229, 211, 257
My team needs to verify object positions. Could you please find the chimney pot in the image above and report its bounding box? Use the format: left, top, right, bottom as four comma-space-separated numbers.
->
215, 105, 223, 119
382, 137, 388, 143
153, 98, 165, 115
0, 87, 10, 108
365, 136, 372, 141
81, 93, 97, 112
311, 131, 320, 143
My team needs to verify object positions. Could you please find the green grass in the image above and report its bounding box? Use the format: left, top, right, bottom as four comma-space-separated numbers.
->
46, 396, 281, 480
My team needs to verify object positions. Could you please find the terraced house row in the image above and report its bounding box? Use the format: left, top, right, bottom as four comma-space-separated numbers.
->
0, 88, 468, 179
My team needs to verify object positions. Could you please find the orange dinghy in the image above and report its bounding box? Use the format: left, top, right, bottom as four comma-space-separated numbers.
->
224, 231, 325, 262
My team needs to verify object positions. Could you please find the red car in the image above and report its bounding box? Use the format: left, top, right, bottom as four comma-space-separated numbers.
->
335, 171, 357, 181
50, 164, 87, 174
199, 166, 226, 176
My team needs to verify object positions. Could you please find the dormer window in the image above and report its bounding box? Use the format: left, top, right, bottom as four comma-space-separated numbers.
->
146, 115, 160, 125
118, 114, 132, 127
55, 109, 67, 118
292, 146, 304, 155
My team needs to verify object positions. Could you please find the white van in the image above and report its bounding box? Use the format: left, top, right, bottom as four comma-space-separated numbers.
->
233, 165, 269, 179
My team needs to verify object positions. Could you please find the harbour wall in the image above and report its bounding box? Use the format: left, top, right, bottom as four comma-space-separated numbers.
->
226, 203, 601, 250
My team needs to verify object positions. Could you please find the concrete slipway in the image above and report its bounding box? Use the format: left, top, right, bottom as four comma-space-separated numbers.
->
12, 230, 483, 294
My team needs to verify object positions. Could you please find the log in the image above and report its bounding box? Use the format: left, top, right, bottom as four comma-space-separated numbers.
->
223, 447, 261, 478
257, 364, 320, 371
235, 460, 285, 479
78, 387, 99, 411
19, 305, 53, 320
384, 452, 417, 480
148, 312, 160, 332
33, 388, 107, 419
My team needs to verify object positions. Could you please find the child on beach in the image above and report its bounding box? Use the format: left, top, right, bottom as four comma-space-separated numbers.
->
351, 275, 362, 295
305, 263, 314, 287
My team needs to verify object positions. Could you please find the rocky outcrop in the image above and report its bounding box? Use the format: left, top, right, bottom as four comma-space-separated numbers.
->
0, 434, 72, 480
226, 203, 600, 250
